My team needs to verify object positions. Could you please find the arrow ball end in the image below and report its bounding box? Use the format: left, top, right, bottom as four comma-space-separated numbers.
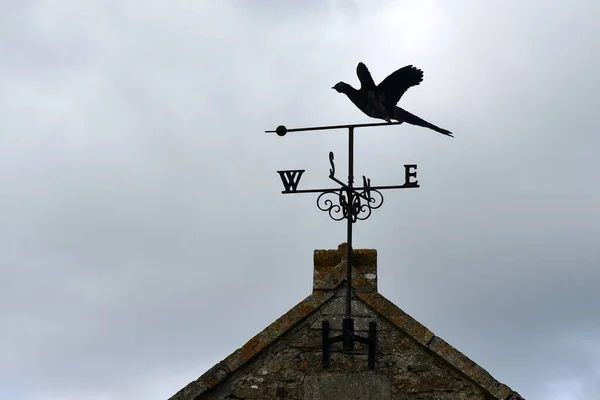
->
276, 125, 288, 137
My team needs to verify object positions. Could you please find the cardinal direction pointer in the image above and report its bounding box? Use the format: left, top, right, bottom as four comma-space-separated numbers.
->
328, 152, 335, 178
403, 164, 419, 188
277, 170, 305, 193
362, 175, 371, 199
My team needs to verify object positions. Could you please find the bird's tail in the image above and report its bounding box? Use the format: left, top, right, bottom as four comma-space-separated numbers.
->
394, 107, 453, 137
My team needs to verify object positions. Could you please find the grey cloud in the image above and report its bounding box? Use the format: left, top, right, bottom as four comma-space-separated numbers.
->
0, 1, 598, 399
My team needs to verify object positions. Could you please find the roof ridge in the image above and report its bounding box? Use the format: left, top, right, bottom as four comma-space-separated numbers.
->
170, 288, 523, 400
169, 290, 334, 400
357, 292, 523, 399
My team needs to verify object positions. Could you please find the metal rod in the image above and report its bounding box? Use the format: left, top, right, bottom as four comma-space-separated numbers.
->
342, 318, 354, 352
322, 320, 330, 368
281, 183, 419, 194
265, 121, 403, 134
346, 126, 354, 320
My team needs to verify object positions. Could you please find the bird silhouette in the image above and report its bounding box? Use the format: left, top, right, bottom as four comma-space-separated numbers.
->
332, 62, 453, 137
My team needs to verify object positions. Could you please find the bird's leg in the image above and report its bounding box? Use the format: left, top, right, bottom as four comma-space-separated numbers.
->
384, 110, 393, 123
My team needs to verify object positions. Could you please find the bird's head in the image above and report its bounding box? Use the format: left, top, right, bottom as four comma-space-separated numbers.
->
332, 82, 348, 93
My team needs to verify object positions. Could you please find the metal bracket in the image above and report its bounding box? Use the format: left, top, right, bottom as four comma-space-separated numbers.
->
322, 319, 377, 369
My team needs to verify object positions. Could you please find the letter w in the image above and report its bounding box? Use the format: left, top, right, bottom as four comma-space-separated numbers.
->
277, 170, 305, 193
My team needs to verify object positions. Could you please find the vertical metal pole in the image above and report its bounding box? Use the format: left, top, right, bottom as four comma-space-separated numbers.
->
342, 126, 355, 352
346, 126, 354, 319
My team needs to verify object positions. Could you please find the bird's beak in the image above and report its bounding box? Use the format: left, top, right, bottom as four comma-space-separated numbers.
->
331, 86, 335, 90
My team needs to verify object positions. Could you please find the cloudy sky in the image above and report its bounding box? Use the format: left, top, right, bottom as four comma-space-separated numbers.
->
1, 1, 599, 399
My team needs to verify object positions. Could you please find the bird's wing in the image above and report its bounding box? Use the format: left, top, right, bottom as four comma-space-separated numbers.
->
356, 62, 376, 90
377, 65, 424, 106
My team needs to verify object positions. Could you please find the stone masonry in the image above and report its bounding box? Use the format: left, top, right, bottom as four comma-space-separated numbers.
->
170, 244, 524, 400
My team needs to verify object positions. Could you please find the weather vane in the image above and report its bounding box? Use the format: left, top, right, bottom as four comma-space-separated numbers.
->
266, 62, 452, 369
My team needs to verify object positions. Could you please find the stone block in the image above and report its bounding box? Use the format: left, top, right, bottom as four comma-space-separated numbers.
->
304, 373, 390, 400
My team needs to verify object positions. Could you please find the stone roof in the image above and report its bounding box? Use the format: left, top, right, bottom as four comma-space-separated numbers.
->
170, 243, 524, 400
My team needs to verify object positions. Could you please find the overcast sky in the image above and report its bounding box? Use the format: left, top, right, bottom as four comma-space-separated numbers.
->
1, 1, 599, 399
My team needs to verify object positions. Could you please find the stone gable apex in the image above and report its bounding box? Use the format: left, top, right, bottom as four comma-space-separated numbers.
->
170, 244, 524, 400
